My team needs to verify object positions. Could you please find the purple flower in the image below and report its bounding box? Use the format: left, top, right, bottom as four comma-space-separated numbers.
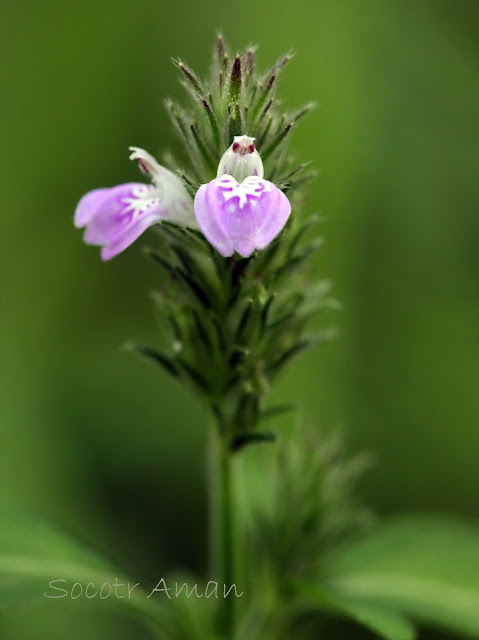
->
195, 135, 291, 258
194, 174, 291, 258
74, 148, 196, 260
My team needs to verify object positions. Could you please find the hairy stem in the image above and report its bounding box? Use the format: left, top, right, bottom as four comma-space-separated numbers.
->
209, 421, 236, 637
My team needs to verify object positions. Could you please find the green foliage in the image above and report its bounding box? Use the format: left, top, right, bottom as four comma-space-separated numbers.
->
294, 582, 416, 640
168, 36, 315, 192
6, 495, 479, 639
235, 434, 479, 639
127, 39, 330, 452
246, 427, 374, 580
314, 515, 479, 638
0, 501, 168, 631
0, 502, 219, 640
132, 212, 331, 450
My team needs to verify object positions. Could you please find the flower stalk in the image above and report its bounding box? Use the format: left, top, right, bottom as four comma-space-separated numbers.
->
209, 422, 236, 636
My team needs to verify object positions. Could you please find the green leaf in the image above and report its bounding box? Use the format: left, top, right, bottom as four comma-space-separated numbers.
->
260, 403, 296, 421
295, 581, 416, 640
0, 501, 172, 636
230, 430, 276, 452
336, 600, 416, 640
320, 515, 479, 638
127, 344, 180, 378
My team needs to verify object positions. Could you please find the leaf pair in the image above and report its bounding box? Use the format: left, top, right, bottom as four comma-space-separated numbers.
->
3, 506, 479, 639
295, 515, 479, 639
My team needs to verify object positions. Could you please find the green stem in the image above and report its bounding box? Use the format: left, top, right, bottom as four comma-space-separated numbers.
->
209, 422, 236, 638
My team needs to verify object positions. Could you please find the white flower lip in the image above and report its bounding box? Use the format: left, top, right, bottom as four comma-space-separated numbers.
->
216, 134, 264, 182
129, 146, 163, 180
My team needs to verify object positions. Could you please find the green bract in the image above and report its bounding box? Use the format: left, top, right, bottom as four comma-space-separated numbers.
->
165, 37, 316, 193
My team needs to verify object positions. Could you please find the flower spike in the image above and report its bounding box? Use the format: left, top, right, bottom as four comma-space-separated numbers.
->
74, 147, 196, 260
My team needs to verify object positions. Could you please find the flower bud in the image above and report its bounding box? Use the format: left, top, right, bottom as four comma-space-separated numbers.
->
217, 135, 264, 182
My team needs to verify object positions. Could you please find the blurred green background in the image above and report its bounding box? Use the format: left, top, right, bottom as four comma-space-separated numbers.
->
1, 0, 479, 637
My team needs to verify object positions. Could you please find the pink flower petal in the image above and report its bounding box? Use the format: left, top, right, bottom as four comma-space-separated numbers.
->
74, 188, 111, 228
194, 182, 235, 258
194, 175, 291, 258
100, 211, 162, 261
74, 148, 196, 260
82, 183, 163, 248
